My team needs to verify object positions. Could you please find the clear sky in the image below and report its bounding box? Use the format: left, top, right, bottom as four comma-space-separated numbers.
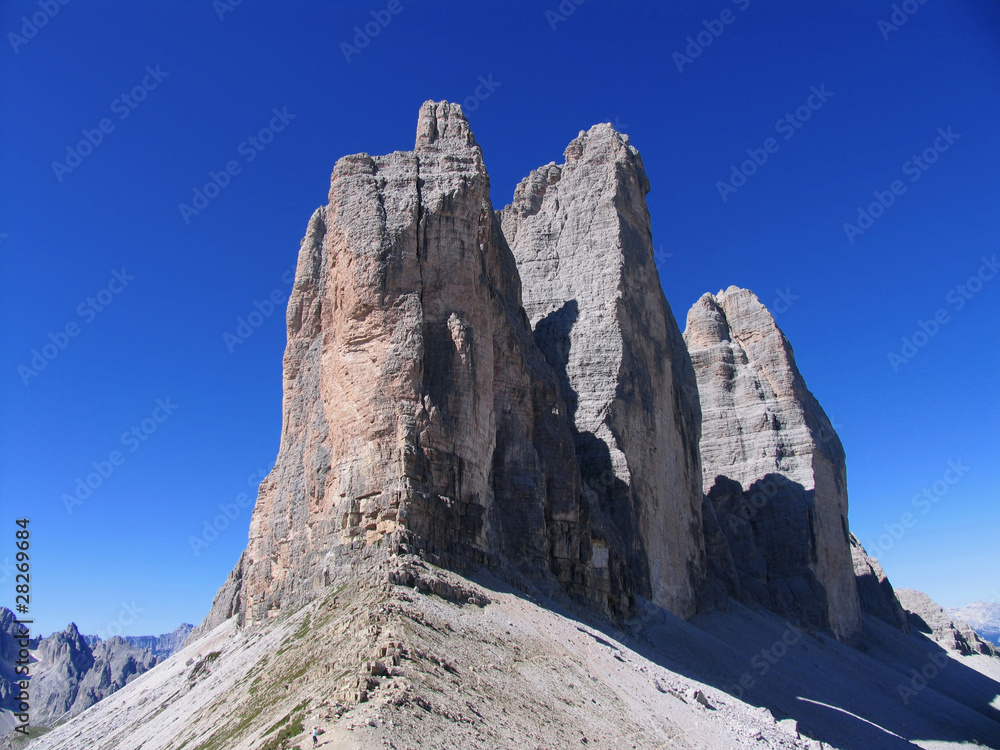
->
1, 0, 998, 637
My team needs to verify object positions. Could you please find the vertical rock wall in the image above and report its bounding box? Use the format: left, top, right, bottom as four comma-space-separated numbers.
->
685, 287, 861, 639
500, 125, 705, 617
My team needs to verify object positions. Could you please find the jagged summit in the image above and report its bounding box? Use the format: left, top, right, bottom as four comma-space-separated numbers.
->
201, 99, 682, 631
414, 99, 477, 150
501, 117, 703, 618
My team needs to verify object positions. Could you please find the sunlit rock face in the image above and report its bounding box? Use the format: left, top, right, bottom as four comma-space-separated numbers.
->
500, 124, 706, 618
685, 287, 861, 640
203, 102, 713, 630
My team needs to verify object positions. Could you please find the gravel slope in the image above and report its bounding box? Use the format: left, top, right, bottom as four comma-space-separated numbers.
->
17, 560, 1000, 750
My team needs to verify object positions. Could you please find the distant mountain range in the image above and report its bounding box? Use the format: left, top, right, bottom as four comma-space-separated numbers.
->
83, 623, 194, 661
947, 600, 1000, 645
0, 608, 192, 737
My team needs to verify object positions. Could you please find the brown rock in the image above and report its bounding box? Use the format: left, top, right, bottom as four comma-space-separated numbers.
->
204, 102, 629, 628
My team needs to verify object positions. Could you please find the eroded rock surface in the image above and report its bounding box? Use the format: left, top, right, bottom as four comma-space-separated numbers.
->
500, 125, 705, 617
685, 287, 861, 639
204, 103, 672, 629
850, 534, 909, 632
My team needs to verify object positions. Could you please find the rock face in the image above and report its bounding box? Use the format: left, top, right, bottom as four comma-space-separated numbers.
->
849, 534, 909, 632
500, 125, 705, 617
898, 588, 997, 656
947, 600, 1000, 645
684, 287, 861, 639
85, 623, 194, 661
203, 101, 696, 629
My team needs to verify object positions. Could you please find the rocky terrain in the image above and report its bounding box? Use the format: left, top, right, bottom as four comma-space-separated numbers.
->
949, 601, 1000, 646
850, 535, 911, 632
899, 590, 997, 657
0, 610, 32, 738
24, 561, 1000, 750
21, 101, 1000, 749
27, 623, 156, 727
0, 610, 191, 741
83, 624, 194, 661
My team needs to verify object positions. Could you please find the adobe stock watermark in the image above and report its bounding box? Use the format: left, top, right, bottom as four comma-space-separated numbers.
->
545, 0, 586, 31
771, 288, 799, 314
654, 245, 674, 269
716, 85, 833, 201
842, 127, 960, 244
866, 459, 970, 559
340, 0, 403, 63
93, 600, 144, 640
607, 116, 629, 133
17, 268, 135, 385
672, 0, 751, 73
51, 65, 169, 182
7, 0, 71, 54
62, 398, 180, 514
189, 465, 271, 555
730, 621, 804, 699
458, 75, 501, 114
0, 557, 15, 586
224, 268, 295, 353
213, 0, 243, 21
178, 107, 295, 223
887, 254, 996, 372
878, 0, 929, 41
897, 650, 948, 706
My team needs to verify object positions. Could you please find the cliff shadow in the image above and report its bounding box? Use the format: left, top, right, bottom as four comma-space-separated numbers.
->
704, 473, 831, 633
532, 300, 651, 604
459, 557, 1000, 749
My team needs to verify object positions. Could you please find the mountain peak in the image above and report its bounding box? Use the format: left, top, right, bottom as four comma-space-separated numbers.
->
415, 99, 477, 151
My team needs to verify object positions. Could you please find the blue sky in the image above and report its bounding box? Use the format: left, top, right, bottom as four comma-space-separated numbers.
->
1, 0, 997, 637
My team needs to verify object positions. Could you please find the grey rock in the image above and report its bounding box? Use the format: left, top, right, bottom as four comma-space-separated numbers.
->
685, 287, 861, 639
897, 588, 997, 656
28, 623, 157, 726
0, 608, 34, 716
946, 600, 1000, 645
0, 612, 160, 732
703, 473, 833, 629
85, 623, 194, 661
501, 123, 705, 618
849, 534, 909, 632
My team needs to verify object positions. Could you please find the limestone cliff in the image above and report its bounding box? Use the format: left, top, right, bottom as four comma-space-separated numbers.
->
500, 125, 705, 618
685, 287, 862, 639
850, 534, 909, 632
203, 102, 664, 628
